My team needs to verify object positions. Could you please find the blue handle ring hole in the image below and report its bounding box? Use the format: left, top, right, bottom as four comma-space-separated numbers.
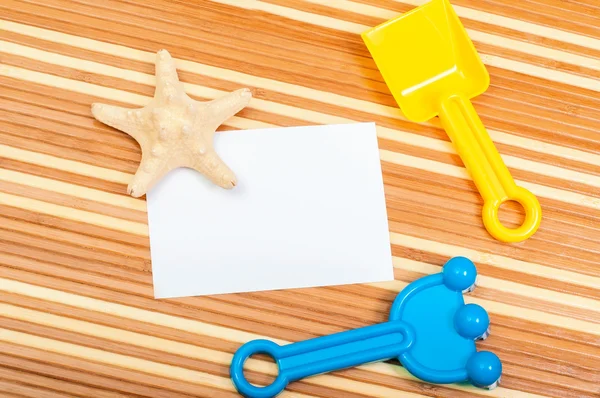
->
230, 339, 288, 398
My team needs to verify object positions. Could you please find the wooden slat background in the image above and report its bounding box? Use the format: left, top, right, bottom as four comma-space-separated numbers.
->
0, 0, 599, 397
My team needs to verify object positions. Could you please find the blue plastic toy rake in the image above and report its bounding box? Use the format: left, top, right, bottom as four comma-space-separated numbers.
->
230, 257, 502, 397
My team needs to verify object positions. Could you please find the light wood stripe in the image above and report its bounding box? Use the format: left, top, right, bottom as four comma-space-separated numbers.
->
207, 0, 600, 92
379, 150, 600, 209
0, 277, 270, 343
0, 192, 148, 235
0, 328, 245, 395
298, 0, 600, 49
2, 251, 597, 393
0, 64, 270, 133
392, 258, 600, 313
0, 168, 144, 211
1, 27, 590, 165
390, 233, 600, 289
0, 305, 426, 398
480, 54, 600, 92
0, 303, 269, 375
2, 272, 598, 350
396, 0, 600, 50
301, 0, 600, 71
373, 280, 600, 335
0, 281, 553, 398
3, 20, 599, 167
2, 59, 599, 211
0, 144, 131, 184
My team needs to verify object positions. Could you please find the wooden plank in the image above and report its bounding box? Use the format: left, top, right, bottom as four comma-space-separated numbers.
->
0, 0, 598, 397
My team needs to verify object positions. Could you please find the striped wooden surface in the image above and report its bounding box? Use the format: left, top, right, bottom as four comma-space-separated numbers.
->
0, 0, 599, 397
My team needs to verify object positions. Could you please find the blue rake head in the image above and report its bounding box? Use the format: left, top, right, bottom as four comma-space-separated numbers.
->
389, 256, 502, 389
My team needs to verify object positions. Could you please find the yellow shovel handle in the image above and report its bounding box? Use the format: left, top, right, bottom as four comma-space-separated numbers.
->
439, 95, 542, 243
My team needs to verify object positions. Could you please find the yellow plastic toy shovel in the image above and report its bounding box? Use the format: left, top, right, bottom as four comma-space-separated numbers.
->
361, 0, 541, 243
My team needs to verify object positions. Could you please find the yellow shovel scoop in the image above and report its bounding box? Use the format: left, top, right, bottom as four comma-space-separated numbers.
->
362, 0, 541, 243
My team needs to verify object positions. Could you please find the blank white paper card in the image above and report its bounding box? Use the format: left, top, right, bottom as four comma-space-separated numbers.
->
147, 122, 394, 298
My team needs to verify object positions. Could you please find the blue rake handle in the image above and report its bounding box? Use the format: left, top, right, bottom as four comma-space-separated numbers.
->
230, 321, 415, 398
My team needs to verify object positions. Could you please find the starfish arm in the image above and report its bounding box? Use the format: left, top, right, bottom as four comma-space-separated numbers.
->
127, 153, 174, 198
202, 88, 252, 134
154, 49, 185, 104
190, 149, 237, 189
91, 103, 147, 144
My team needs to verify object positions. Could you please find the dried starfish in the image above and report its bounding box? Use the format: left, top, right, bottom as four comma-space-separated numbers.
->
91, 49, 252, 197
